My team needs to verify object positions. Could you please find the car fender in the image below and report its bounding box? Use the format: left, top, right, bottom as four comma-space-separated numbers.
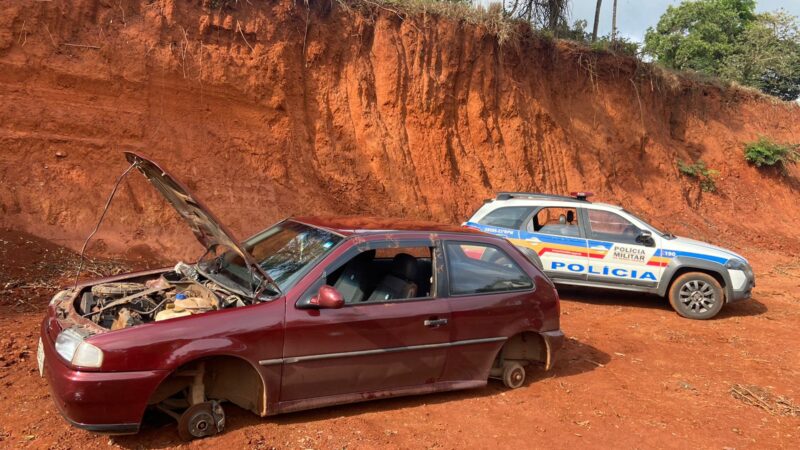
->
147, 343, 271, 415
164, 338, 252, 369
658, 257, 733, 301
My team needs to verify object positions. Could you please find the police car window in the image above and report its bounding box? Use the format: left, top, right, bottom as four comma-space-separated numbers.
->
445, 243, 533, 295
478, 207, 533, 229
532, 207, 580, 237
587, 210, 640, 243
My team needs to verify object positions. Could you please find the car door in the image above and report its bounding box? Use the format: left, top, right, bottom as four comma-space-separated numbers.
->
579, 207, 663, 287
279, 239, 450, 403
515, 206, 589, 281
438, 240, 536, 383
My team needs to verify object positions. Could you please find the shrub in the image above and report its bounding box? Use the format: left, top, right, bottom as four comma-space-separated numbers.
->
678, 160, 719, 192
744, 137, 800, 174
341, 0, 517, 45
590, 36, 640, 57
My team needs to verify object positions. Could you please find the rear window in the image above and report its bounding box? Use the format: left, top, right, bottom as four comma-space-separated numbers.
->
477, 207, 533, 230
445, 242, 533, 295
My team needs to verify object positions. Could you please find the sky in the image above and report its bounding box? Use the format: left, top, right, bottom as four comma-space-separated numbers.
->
569, 0, 800, 43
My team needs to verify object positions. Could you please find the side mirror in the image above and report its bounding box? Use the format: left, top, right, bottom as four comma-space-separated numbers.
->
309, 285, 344, 309
636, 230, 655, 247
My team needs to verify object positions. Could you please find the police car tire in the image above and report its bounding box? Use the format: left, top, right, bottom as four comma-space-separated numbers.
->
668, 272, 724, 320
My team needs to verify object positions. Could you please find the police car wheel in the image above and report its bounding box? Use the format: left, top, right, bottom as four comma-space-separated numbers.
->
668, 272, 724, 320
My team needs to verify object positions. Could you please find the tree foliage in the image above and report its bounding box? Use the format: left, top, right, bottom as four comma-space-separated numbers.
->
720, 11, 800, 100
558, 19, 639, 57
643, 0, 800, 100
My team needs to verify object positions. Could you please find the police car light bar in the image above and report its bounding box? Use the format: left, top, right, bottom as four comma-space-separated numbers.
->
570, 191, 594, 201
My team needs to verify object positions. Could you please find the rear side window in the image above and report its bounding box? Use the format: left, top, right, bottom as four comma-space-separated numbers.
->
531, 207, 581, 237
445, 242, 533, 295
477, 207, 533, 229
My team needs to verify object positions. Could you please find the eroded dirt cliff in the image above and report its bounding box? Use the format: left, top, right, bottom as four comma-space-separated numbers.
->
1, 0, 799, 260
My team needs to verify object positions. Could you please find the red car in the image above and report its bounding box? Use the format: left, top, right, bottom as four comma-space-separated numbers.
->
39, 153, 564, 439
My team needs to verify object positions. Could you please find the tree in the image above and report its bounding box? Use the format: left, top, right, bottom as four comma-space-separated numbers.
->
645, 1, 800, 101
592, 0, 602, 42
611, 0, 617, 41
504, 0, 570, 33
643, 0, 757, 75
720, 11, 800, 101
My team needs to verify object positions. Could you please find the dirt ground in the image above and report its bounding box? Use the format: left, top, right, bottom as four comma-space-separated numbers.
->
1, 228, 798, 449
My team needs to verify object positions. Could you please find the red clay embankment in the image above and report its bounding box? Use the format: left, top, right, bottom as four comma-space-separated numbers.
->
1, 0, 799, 260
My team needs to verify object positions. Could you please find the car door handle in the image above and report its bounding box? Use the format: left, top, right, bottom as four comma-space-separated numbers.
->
424, 318, 448, 328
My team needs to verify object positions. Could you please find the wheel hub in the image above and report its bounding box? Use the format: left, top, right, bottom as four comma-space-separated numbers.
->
178, 401, 225, 441
678, 280, 715, 313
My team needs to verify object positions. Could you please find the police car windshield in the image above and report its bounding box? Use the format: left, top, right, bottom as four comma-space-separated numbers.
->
621, 208, 674, 239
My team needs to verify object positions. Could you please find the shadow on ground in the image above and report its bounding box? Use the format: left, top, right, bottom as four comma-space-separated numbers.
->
557, 286, 768, 319
115, 338, 609, 448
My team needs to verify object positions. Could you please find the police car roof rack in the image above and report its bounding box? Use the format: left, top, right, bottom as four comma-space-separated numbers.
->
496, 192, 591, 203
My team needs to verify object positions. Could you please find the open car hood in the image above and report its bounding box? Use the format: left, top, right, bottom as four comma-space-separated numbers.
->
124, 152, 277, 295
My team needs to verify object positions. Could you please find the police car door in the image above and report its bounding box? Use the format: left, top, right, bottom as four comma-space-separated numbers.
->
520, 206, 588, 281
579, 208, 662, 288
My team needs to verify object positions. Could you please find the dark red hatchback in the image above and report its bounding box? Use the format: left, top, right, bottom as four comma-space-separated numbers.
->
39, 153, 564, 439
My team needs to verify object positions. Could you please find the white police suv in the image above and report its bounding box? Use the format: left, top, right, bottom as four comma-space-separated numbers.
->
465, 192, 754, 319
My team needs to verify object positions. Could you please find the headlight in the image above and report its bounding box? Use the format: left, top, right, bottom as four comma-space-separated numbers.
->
54, 328, 104, 368
725, 259, 747, 270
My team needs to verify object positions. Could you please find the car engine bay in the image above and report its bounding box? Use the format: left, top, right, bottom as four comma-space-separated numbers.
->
76, 262, 249, 330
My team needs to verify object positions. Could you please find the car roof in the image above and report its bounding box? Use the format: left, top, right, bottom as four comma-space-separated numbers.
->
487, 193, 624, 211
495, 192, 590, 203
291, 216, 486, 237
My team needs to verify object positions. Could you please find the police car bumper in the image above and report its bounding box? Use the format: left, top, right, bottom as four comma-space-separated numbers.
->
727, 268, 755, 303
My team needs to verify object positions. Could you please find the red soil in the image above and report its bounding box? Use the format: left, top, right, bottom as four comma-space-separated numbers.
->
1, 0, 799, 262
1, 230, 799, 449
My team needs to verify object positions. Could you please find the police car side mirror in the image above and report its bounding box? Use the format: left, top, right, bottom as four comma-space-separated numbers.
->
636, 230, 655, 247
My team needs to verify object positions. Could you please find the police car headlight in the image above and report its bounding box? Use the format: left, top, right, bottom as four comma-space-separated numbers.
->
54, 329, 103, 368
725, 259, 747, 270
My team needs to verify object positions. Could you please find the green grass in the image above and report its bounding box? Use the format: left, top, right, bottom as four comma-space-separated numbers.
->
338, 0, 518, 44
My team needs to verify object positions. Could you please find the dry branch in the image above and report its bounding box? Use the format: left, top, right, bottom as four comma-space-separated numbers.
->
63, 43, 100, 49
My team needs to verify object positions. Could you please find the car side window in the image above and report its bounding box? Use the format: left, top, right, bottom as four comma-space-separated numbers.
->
444, 242, 533, 296
477, 207, 533, 230
530, 207, 580, 237
586, 209, 640, 244
322, 246, 435, 305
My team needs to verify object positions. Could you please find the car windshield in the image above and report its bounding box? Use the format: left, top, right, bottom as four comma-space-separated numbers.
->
621, 208, 674, 239
197, 221, 342, 295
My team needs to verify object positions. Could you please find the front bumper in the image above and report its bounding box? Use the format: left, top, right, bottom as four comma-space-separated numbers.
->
728, 267, 756, 303
729, 284, 754, 302
40, 319, 167, 434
